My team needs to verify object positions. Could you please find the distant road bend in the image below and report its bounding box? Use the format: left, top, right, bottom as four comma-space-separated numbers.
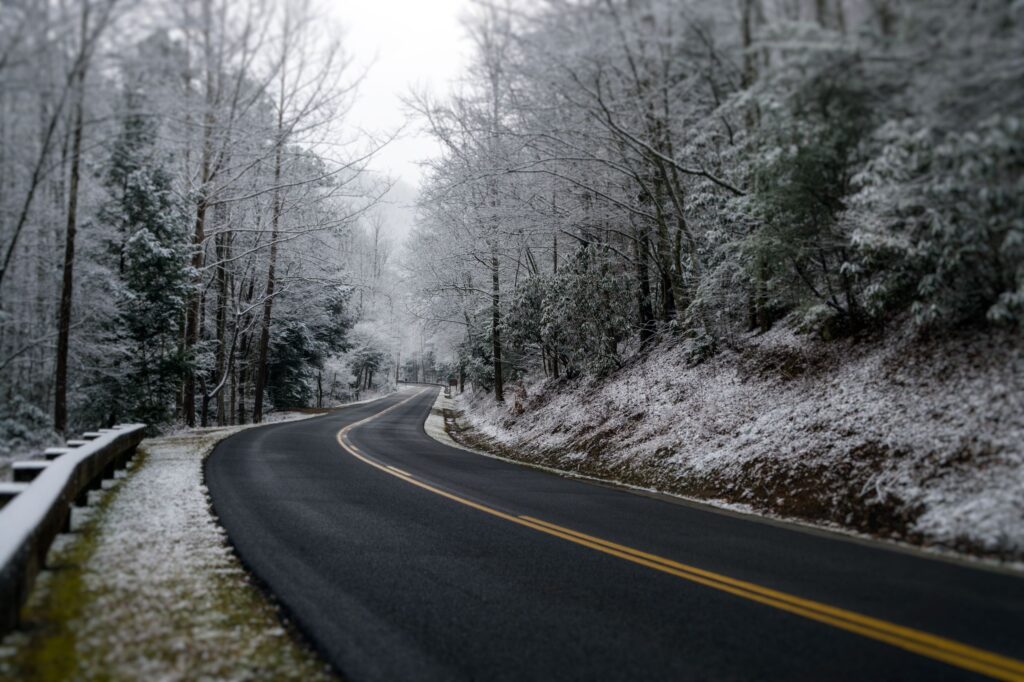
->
206, 387, 1024, 681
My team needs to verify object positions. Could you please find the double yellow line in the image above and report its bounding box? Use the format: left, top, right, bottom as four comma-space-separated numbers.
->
336, 390, 1024, 681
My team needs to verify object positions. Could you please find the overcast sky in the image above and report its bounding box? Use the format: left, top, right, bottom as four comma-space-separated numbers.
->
331, 0, 472, 192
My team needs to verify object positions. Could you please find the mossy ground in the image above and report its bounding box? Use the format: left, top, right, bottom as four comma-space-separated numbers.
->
0, 459, 131, 682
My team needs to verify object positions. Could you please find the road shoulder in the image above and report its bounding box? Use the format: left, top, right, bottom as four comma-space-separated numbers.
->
0, 420, 336, 682
425, 390, 1023, 577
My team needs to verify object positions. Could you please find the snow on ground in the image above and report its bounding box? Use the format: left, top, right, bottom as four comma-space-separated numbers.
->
425, 390, 477, 453
0, 416, 336, 681
453, 326, 1024, 561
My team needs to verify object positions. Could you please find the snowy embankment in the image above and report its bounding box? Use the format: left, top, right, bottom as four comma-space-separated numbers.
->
451, 327, 1024, 562
0, 415, 335, 680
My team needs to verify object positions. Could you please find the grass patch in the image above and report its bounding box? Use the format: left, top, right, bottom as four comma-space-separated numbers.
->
0, 454, 144, 681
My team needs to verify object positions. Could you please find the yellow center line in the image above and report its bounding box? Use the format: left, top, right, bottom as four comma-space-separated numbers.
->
335, 390, 1024, 682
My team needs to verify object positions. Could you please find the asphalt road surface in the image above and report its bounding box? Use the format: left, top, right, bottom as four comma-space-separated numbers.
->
205, 386, 1024, 681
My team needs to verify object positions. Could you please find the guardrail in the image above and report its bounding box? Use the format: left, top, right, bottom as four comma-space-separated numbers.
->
0, 424, 146, 638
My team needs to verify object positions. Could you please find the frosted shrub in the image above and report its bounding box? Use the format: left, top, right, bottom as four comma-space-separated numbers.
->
0, 394, 56, 456
504, 247, 632, 377
850, 115, 1024, 328
458, 308, 497, 391
743, 62, 875, 336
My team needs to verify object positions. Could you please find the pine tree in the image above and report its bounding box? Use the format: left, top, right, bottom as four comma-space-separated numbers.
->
86, 86, 190, 429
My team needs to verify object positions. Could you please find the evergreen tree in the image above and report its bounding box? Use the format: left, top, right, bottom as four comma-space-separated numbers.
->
86, 86, 190, 429
267, 289, 356, 409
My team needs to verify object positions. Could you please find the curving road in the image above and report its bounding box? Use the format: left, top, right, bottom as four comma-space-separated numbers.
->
205, 386, 1024, 681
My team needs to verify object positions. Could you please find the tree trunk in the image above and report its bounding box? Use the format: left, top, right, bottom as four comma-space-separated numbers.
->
229, 344, 237, 425
815, 0, 828, 26
183, 0, 218, 427
251, 240, 276, 423
182, 198, 206, 427
651, 179, 677, 323
870, 0, 895, 36
237, 359, 248, 426
635, 228, 656, 346
551, 228, 560, 377
749, 257, 770, 332
236, 276, 254, 425
200, 378, 210, 427
740, 0, 764, 129
672, 215, 692, 318
252, 74, 286, 423
491, 250, 504, 402
0, 33, 87, 298
213, 230, 228, 425
552, 226, 558, 273
176, 308, 186, 420
54, 31, 88, 435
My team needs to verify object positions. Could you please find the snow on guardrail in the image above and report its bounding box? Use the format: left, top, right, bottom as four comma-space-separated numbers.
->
0, 424, 145, 638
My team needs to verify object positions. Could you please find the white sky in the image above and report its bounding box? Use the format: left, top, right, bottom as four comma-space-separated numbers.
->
330, 0, 472, 191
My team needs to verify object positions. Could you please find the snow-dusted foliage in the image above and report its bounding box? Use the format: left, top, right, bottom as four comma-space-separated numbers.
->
504, 247, 634, 377
409, 0, 1023, 388
849, 115, 1024, 327
0, 1, 404, 445
0, 396, 58, 460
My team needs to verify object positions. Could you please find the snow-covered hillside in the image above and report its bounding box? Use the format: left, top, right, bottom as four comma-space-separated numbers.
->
452, 326, 1024, 561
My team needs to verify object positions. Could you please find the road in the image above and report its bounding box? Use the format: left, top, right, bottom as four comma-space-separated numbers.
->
205, 387, 1024, 681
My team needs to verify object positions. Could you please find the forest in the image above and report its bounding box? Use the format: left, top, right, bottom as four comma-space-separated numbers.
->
409, 0, 1023, 400
0, 0, 408, 449
1, 0, 1021, 464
